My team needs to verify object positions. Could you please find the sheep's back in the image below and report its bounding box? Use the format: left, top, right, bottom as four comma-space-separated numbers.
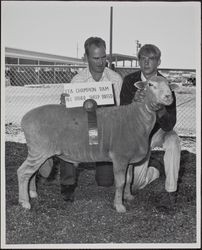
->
21, 105, 113, 161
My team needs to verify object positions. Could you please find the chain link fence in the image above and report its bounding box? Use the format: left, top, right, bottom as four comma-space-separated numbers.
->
5, 64, 85, 86
5, 64, 196, 137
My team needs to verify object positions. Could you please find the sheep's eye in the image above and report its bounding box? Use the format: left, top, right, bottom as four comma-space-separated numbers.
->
148, 82, 153, 87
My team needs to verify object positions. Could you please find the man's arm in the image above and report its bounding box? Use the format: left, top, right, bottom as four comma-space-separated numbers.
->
112, 74, 123, 106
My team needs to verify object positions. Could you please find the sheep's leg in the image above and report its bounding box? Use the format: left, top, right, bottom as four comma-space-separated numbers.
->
17, 154, 48, 209
29, 174, 38, 198
124, 165, 135, 201
112, 158, 128, 213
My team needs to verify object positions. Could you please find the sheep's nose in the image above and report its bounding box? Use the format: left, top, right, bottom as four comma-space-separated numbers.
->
164, 94, 173, 104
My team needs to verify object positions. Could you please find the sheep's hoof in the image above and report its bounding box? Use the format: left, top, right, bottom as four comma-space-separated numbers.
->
115, 204, 126, 213
19, 200, 31, 210
124, 193, 135, 201
29, 190, 38, 198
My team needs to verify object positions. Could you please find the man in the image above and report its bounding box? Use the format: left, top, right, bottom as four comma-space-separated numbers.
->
55, 36, 123, 201
120, 44, 181, 210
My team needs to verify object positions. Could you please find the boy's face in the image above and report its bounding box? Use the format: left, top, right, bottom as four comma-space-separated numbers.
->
138, 52, 161, 77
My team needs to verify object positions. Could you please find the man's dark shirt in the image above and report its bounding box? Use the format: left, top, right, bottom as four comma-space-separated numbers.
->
120, 70, 177, 139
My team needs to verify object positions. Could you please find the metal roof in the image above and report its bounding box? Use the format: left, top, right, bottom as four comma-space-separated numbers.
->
5, 47, 86, 65
5, 47, 137, 65
107, 53, 137, 62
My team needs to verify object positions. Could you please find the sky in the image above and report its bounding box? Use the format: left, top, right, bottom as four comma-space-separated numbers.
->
2, 1, 201, 69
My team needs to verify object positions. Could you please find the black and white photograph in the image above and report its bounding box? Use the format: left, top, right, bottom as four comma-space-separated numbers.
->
1, 1, 201, 249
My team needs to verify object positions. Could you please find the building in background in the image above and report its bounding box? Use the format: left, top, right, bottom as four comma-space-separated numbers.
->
5, 47, 86, 66
5, 47, 139, 86
5, 47, 88, 86
4, 47, 195, 86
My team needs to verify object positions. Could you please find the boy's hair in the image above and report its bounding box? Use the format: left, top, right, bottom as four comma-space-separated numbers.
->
138, 44, 161, 60
84, 37, 106, 56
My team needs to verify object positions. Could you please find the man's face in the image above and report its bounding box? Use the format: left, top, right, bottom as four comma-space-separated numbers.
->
87, 45, 107, 74
138, 53, 161, 77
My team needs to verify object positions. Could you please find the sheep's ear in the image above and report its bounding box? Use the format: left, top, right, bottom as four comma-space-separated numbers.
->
134, 81, 147, 90
169, 83, 179, 91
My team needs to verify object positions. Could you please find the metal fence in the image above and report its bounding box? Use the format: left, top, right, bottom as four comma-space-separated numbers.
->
5, 64, 86, 86
5, 64, 196, 137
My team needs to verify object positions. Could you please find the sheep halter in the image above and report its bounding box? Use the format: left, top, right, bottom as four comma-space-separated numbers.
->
83, 99, 99, 145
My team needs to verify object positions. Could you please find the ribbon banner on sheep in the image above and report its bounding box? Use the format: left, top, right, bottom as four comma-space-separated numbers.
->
63, 82, 114, 145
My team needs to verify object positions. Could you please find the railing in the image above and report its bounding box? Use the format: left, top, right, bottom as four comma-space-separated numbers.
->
5, 64, 196, 137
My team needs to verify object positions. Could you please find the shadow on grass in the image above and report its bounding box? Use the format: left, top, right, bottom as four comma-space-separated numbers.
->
4, 142, 197, 244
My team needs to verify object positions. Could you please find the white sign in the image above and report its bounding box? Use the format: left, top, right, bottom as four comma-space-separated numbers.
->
63, 81, 114, 108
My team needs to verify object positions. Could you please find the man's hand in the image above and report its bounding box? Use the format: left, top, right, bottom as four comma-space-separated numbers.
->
132, 89, 146, 103
60, 93, 70, 105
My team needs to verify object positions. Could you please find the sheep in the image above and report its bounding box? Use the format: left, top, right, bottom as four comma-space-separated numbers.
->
17, 76, 177, 213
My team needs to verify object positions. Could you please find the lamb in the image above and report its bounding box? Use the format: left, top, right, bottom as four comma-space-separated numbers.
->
17, 76, 177, 213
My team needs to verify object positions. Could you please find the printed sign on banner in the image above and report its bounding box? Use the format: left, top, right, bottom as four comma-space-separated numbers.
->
63, 81, 114, 108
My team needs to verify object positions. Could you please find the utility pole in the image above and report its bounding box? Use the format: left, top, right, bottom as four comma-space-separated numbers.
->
109, 6, 113, 69
135, 40, 141, 67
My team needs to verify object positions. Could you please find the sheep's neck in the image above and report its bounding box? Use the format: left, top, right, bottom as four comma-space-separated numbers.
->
132, 102, 156, 137
119, 102, 156, 144
136, 102, 156, 123
145, 104, 154, 114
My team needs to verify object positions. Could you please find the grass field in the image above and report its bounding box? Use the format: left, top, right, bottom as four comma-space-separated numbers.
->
5, 142, 197, 245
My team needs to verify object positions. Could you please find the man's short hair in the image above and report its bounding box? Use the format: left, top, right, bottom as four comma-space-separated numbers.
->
138, 44, 161, 60
84, 37, 106, 56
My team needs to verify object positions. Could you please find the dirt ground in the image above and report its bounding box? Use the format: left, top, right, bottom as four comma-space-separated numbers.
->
4, 130, 197, 246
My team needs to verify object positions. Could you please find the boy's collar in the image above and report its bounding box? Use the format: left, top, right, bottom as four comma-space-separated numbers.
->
140, 72, 158, 81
